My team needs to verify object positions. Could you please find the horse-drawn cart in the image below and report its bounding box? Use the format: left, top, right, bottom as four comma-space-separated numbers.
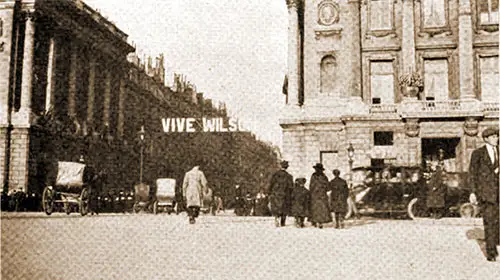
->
42, 161, 93, 216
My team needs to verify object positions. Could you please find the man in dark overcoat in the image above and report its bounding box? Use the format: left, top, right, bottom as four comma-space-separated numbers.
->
309, 163, 332, 228
469, 126, 499, 262
329, 169, 349, 229
426, 165, 447, 219
291, 178, 310, 228
268, 160, 294, 227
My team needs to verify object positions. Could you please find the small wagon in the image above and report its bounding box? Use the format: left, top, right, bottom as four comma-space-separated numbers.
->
153, 178, 176, 215
133, 183, 151, 213
42, 161, 93, 216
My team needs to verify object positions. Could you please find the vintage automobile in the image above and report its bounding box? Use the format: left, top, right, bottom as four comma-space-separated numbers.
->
345, 166, 477, 219
407, 171, 478, 219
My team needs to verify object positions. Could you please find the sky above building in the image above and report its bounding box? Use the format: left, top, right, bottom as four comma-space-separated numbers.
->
85, 0, 288, 148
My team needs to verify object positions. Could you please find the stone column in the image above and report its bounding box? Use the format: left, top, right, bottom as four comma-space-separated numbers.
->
45, 37, 56, 113
348, 0, 362, 99
286, 0, 300, 106
9, 11, 36, 193
87, 56, 96, 126
117, 74, 126, 138
103, 69, 111, 125
458, 0, 475, 99
402, 0, 416, 73
68, 42, 77, 117
11, 11, 35, 127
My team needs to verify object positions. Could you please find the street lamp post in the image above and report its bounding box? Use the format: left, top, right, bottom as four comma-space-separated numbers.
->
138, 125, 145, 185
347, 143, 354, 188
347, 143, 359, 219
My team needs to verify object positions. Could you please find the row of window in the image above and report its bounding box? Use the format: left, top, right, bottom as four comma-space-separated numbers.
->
320, 55, 499, 103
369, 0, 498, 31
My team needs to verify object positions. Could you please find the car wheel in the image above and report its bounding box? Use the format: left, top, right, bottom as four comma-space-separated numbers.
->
407, 198, 418, 220
459, 203, 478, 218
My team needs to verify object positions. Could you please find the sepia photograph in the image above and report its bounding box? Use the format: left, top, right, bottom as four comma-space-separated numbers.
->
0, 0, 499, 279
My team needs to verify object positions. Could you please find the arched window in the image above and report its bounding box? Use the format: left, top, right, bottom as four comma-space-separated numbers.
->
320, 55, 336, 95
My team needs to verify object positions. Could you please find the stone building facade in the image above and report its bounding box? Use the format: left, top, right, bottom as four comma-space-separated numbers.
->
281, 0, 498, 180
0, 0, 279, 199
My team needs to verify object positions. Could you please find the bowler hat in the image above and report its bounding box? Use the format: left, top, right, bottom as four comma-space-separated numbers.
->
482, 126, 499, 138
313, 163, 325, 170
280, 160, 289, 168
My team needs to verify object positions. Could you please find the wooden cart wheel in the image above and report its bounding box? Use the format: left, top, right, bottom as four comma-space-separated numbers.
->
64, 202, 71, 215
153, 201, 158, 215
42, 187, 54, 215
79, 188, 90, 216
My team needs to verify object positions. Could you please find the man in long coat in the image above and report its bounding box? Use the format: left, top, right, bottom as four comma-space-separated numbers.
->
291, 178, 310, 228
309, 163, 332, 228
182, 165, 208, 224
268, 160, 294, 227
426, 165, 447, 219
469, 126, 499, 262
329, 169, 349, 229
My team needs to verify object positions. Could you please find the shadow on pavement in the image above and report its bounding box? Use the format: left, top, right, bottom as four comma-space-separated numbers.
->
466, 227, 488, 258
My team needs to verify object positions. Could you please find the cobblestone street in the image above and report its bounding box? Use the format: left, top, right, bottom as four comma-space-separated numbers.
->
1, 212, 499, 280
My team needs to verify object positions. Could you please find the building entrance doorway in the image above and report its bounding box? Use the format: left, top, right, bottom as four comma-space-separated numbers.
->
421, 138, 461, 172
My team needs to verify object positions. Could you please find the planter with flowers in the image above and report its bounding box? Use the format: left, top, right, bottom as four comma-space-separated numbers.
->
399, 72, 423, 99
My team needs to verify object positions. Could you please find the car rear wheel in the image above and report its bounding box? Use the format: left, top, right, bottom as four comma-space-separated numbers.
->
407, 198, 427, 220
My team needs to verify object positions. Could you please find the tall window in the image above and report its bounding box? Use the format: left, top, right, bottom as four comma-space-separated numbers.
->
480, 56, 499, 101
424, 59, 448, 101
423, 0, 446, 28
478, 0, 499, 24
320, 55, 336, 95
370, 61, 394, 104
370, 0, 393, 30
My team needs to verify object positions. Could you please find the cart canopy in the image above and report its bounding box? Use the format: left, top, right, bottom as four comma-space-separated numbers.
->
156, 178, 176, 200
56, 162, 86, 188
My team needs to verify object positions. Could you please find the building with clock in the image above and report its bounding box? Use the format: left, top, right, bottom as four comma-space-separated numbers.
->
281, 0, 498, 180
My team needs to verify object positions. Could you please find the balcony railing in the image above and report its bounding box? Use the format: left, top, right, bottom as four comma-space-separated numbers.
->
369, 104, 398, 114
368, 99, 497, 118
482, 102, 500, 113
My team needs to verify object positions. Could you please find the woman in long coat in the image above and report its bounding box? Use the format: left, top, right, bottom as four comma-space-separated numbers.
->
309, 163, 332, 228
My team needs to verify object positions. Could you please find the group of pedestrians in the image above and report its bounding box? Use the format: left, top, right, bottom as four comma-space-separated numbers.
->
268, 160, 350, 229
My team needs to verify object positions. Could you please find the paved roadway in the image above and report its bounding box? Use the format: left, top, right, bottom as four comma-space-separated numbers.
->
1, 212, 499, 280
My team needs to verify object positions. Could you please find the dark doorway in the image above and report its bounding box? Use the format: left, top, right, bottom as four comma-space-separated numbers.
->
421, 138, 460, 167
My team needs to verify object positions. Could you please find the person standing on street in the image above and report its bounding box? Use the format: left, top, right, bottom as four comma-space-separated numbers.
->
182, 165, 208, 224
469, 126, 499, 262
291, 178, 310, 228
268, 160, 294, 227
426, 164, 447, 219
329, 169, 349, 229
309, 163, 332, 229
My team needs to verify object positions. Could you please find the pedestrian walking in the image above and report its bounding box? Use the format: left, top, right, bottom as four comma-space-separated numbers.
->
309, 163, 332, 228
329, 169, 349, 229
268, 160, 294, 227
182, 165, 208, 224
291, 178, 310, 228
469, 126, 499, 262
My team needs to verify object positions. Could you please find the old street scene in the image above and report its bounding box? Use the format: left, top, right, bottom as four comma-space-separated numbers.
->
1, 0, 499, 279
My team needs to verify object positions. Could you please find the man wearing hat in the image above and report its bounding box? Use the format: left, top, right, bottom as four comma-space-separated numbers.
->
469, 126, 499, 262
268, 160, 294, 227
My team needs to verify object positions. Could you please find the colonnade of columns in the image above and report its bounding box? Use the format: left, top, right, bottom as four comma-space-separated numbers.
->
4, 7, 130, 192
